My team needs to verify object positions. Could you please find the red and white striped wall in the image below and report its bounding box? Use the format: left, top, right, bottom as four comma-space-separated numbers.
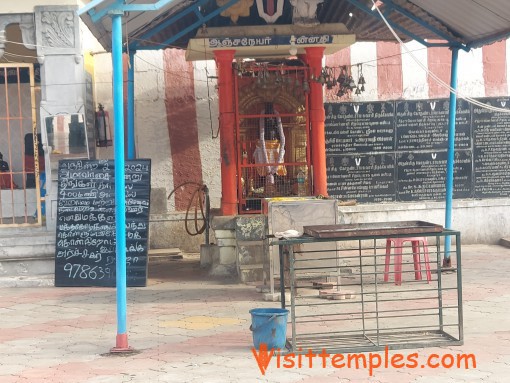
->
94, 38, 510, 212
325, 39, 509, 102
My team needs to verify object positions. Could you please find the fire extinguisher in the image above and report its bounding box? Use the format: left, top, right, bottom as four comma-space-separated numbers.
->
95, 104, 112, 147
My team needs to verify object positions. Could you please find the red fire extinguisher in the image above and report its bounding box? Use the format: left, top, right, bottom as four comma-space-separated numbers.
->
95, 104, 112, 147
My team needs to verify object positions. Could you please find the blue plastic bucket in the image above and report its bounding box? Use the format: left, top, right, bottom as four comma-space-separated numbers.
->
249, 308, 289, 350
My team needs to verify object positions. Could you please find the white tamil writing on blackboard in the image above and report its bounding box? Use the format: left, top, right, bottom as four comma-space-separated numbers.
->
59, 213, 115, 223
126, 222, 147, 230
60, 160, 99, 170
59, 189, 98, 199
60, 170, 111, 180
58, 222, 112, 231
125, 173, 143, 182
57, 247, 104, 261
127, 231, 142, 239
56, 159, 151, 287
128, 242, 144, 252
57, 237, 115, 247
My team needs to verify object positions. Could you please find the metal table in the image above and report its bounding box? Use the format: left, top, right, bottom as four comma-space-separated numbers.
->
270, 222, 463, 353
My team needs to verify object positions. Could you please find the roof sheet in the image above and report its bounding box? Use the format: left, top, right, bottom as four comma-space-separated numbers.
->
79, 0, 510, 52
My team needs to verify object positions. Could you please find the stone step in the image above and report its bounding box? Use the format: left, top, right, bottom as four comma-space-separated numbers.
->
0, 255, 54, 277
0, 231, 55, 258
0, 228, 56, 278
148, 248, 183, 261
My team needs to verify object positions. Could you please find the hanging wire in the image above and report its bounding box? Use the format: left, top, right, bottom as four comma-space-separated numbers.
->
167, 181, 208, 236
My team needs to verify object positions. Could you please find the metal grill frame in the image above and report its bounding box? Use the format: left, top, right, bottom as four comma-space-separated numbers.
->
0, 63, 42, 226
234, 64, 311, 214
272, 228, 463, 354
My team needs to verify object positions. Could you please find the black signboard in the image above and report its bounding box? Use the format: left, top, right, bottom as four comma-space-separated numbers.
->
327, 154, 396, 203
55, 159, 151, 287
324, 97, 510, 203
395, 99, 471, 150
325, 102, 395, 154
396, 150, 472, 201
473, 97, 510, 198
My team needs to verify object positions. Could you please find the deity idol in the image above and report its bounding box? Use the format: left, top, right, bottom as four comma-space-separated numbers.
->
253, 102, 287, 185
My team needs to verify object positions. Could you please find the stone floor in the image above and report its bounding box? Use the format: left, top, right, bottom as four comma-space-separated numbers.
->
1, 245, 509, 382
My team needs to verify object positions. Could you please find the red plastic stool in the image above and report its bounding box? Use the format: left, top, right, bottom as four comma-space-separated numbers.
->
384, 237, 432, 285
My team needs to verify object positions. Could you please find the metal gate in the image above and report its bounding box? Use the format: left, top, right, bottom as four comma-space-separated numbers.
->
234, 62, 311, 214
0, 63, 42, 226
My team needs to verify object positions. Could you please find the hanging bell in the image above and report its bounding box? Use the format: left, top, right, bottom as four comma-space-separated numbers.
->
302, 79, 310, 93
348, 76, 356, 89
361, 84, 365, 92
355, 86, 362, 95
358, 74, 366, 85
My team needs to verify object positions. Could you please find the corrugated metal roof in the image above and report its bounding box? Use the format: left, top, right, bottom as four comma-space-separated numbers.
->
409, 0, 510, 47
79, 0, 510, 52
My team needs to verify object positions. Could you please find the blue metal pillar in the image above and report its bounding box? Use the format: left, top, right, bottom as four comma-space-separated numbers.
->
127, 51, 136, 160
444, 47, 459, 268
111, 12, 129, 351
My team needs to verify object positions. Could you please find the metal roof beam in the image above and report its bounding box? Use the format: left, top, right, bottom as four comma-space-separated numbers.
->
131, 0, 242, 50
134, 0, 211, 43
346, 0, 469, 51
383, 0, 466, 50
86, 0, 179, 23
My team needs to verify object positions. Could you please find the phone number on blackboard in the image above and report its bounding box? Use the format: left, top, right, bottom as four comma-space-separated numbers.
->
63, 263, 113, 280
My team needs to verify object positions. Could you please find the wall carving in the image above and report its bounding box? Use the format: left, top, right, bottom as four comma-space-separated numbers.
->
35, 5, 80, 56
40, 11, 74, 48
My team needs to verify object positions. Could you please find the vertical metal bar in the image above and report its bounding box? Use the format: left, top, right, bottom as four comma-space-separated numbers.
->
290, 245, 296, 352
6, 67, 14, 223
373, 238, 380, 345
127, 50, 136, 160
304, 67, 311, 195
111, 12, 129, 351
456, 232, 464, 342
0, 67, 5, 223
233, 65, 243, 211
359, 240, 366, 336
20, 68, 28, 221
204, 185, 210, 245
444, 47, 459, 267
14, 67, 24, 223
29, 64, 41, 224
279, 244, 285, 308
436, 234, 444, 331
